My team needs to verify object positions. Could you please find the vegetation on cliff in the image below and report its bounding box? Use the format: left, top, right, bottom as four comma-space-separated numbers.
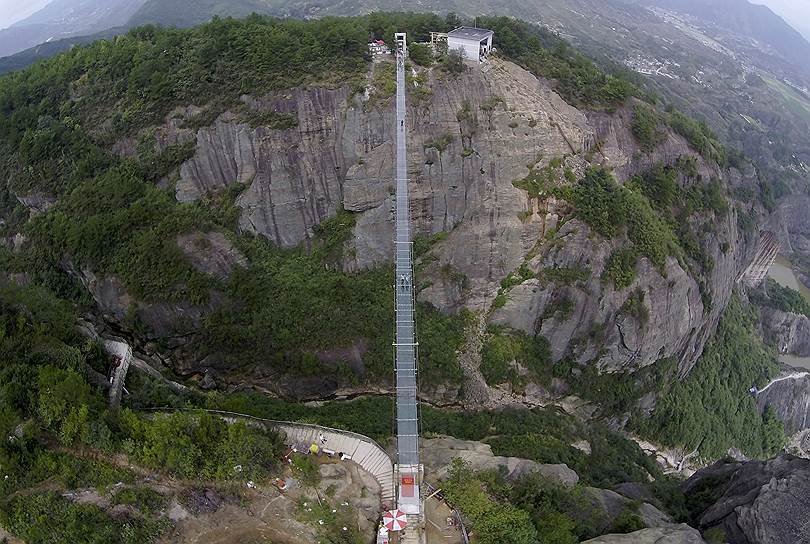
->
634, 296, 783, 460
751, 278, 810, 319
0, 281, 285, 542
0, 9, 786, 542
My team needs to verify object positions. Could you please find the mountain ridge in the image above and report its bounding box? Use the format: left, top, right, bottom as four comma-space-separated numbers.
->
0, 0, 147, 58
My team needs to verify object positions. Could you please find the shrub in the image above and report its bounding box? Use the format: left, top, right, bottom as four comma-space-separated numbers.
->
442, 460, 538, 544
112, 487, 168, 514
668, 110, 727, 166
631, 104, 665, 151
603, 248, 638, 289
611, 507, 646, 533
291, 453, 321, 487
408, 43, 433, 66
621, 289, 650, 326
442, 49, 465, 74
118, 410, 283, 481
0, 492, 169, 544
480, 327, 551, 385
541, 266, 590, 285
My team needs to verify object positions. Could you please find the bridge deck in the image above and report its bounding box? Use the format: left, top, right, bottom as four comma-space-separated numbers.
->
394, 35, 420, 469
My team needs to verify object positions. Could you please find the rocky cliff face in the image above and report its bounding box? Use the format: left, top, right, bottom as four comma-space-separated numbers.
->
760, 307, 810, 358
168, 58, 758, 387
757, 371, 810, 437
772, 194, 810, 259
8, 56, 761, 404
582, 525, 708, 544
682, 454, 810, 544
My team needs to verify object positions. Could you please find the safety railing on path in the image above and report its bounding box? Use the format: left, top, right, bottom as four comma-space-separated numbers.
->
138, 407, 395, 504
424, 482, 470, 544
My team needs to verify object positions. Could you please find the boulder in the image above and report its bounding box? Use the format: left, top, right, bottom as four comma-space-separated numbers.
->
584, 487, 672, 529
682, 454, 810, 544
582, 524, 708, 543
421, 436, 579, 487
17, 192, 56, 214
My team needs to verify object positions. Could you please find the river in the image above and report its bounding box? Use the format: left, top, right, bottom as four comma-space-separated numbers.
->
768, 257, 810, 370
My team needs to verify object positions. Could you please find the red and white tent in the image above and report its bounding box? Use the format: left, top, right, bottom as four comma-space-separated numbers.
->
382, 509, 408, 531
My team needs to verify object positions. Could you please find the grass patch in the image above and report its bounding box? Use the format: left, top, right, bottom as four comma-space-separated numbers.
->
480, 326, 552, 386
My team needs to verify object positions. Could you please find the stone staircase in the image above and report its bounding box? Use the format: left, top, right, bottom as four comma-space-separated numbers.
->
399, 515, 425, 544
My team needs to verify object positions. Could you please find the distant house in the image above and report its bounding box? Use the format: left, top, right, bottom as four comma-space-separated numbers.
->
369, 39, 390, 56
447, 26, 494, 63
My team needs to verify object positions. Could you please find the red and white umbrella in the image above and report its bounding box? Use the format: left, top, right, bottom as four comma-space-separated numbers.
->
382, 509, 408, 531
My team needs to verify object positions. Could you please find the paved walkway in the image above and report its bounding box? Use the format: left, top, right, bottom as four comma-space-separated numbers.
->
275, 422, 396, 505
203, 410, 396, 505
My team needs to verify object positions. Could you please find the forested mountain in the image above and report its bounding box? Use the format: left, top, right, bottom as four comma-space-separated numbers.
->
4, 0, 809, 201
128, 0, 277, 28
1, 7, 810, 544
0, 0, 147, 58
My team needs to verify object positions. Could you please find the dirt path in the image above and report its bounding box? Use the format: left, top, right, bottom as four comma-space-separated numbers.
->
164, 460, 382, 544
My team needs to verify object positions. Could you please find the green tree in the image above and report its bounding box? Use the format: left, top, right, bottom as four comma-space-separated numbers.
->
442, 49, 464, 74
476, 505, 537, 544
631, 103, 665, 151
408, 42, 433, 66
36, 366, 95, 444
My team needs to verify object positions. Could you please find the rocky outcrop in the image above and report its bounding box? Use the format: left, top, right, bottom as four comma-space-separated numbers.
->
739, 230, 780, 287
69, 264, 223, 341
176, 231, 247, 281
760, 307, 810, 358
585, 486, 673, 529
757, 371, 810, 436
582, 525, 708, 543
488, 216, 723, 372
177, 90, 350, 248
421, 436, 580, 487
682, 454, 810, 544
16, 192, 56, 214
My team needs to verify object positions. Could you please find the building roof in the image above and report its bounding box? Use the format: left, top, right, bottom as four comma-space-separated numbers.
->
448, 26, 494, 41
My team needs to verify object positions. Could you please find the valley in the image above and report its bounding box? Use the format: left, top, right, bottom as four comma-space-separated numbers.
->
1, 5, 810, 544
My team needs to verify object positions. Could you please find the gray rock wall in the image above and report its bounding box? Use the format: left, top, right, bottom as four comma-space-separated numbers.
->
761, 307, 810, 358
582, 525, 708, 543
169, 58, 757, 380
757, 371, 810, 436
683, 455, 810, 544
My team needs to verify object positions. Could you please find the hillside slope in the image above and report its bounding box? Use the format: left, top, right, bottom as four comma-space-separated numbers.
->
128, 0, 276, 28
0, 0, 147, 58
646, 0, 810, 71
0, 12, 805, 543
0, 13, 779, 452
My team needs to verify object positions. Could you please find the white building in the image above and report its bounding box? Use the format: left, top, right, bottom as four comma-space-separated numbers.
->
447, 26, 494, 63
368, 40, 390, 56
